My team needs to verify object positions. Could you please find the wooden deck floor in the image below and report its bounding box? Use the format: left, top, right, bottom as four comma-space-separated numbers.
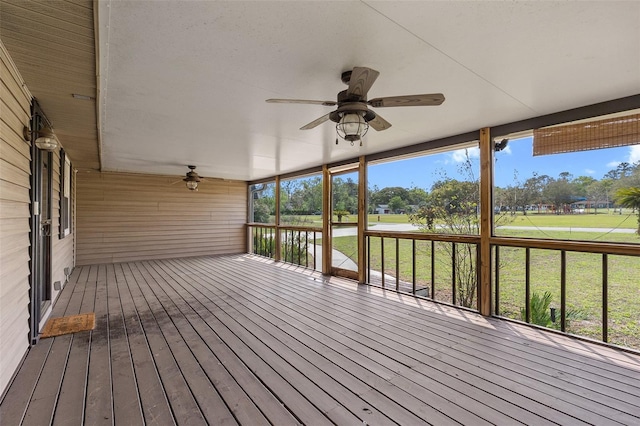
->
2, 254, 640, 425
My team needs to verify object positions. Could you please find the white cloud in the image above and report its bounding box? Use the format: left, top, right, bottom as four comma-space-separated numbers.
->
607, 161, 621, 168
629, 145, 640, 164
451, 147, 480, 163
585, 169, 596, 175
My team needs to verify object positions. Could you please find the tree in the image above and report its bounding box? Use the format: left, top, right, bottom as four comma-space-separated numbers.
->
615, 187, 640, 235
587, 179, 614, 214
388, 196, 407, 213
333, 209, 350, 222
333, 177, 358, 213
543, 178, 574, 213
409, 151, 481, 309
572, 176, 596, 198
369, 186, 409, 207
405, 186, 429, 206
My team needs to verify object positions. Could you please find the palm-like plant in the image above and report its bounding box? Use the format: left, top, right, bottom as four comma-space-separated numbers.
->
615, 187, 640, 235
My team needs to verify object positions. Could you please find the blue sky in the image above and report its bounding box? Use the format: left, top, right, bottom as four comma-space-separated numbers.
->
367, 137, 640, 190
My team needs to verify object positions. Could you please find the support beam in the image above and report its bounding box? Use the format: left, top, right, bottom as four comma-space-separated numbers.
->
322, 165, 331, 275
358, 156, 367, 284
479, 127, 493, 316
274, 175, 281, 262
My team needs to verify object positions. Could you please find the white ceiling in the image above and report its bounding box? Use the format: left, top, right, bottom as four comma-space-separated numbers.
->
97, 1, 640, 181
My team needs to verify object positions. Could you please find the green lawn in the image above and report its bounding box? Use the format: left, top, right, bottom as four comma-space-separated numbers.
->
280, 210, 639, 230
497, 211, 637, 229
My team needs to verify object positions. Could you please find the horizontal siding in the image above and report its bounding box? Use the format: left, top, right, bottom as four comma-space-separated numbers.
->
0, 41, 31, 397
0, 0, 99, 170
76, 171, 247, 265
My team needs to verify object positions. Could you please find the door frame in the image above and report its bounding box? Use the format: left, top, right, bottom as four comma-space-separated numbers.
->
28, 103, 53, 344
326, 163, 361, 280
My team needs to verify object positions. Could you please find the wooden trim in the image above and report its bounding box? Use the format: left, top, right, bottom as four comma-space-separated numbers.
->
357, 156, 366, 284
274, 176, 281, 262
479, 127, 492, 316
491, 94, 640, 138
490, 236, 640, 256
247, 223, 321, 232
365, 230, 481, 244
322, 165, 331, 275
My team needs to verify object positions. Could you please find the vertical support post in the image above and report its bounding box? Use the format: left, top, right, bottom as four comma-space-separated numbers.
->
367, 236, 371, 283
381, 237, 385, 288
602, 253, 608, 343
560, 250, 567, 332
322, 165, 331, 275
313, 231, 317, 271
269, 226, 274, 257
275, 176, 281, 262
358, 156, 367, 284
494, 245, 500, 315
305, 231, 308, 267
452, 242, 457, 305
395, 238, 400, 291
291, 229, 295, 264
525, 247, 531, 323
258, 227, 262, 255
412, 239, 416, 294
479, 127, 493, 315
430, 240, 435, 300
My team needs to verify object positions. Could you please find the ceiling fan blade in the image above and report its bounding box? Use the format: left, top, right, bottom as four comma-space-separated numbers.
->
300, 113, 331, 130
266, 98, 337, 106
368, 93, 445, 108
368, 113, 392, 131
347, 67, 380, 98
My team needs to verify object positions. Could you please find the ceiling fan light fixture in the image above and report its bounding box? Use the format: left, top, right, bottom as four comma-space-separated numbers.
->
336, 112, 368, 142
185, 180, 199, 191
183, 165, 201, 191
34, 126, 59, 151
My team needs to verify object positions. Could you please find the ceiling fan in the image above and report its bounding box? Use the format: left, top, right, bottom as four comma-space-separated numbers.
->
170, 165, 203, 191
266, 67, 445, 144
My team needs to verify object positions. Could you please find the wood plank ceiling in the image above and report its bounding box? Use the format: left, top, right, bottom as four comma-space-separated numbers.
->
0, 0, 99, 170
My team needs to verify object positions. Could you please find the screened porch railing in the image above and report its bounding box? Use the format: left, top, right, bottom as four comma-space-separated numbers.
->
247, 223, 321, 270
492, 237, 640, 348
365, 230, 481, 312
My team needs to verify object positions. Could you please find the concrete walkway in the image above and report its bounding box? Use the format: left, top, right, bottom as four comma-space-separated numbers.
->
310, 244, 358, 271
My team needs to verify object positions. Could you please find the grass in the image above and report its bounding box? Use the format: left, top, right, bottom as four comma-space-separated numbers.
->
280, 210, 638, 231
497, 211, 637, 229
331, 229, 640, 350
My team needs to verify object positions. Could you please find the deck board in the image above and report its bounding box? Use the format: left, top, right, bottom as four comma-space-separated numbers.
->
2, 254, 640, 425
115, 262, 174, 425
230, 257, 640, 424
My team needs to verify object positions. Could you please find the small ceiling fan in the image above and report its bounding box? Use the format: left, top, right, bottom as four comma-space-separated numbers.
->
266, 67, 445, 143
170, 165, 203, 191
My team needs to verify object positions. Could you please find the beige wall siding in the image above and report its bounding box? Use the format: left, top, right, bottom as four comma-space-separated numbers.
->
0, 42, 31, 396
1, 42, 76, 397
76, 171, 247, 265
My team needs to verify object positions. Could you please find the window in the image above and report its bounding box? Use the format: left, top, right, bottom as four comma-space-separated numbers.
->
59, 149, 72, 239
249, 182, 276, 224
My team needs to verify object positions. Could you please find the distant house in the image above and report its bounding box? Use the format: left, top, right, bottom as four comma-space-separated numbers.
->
374, 204, 391, 214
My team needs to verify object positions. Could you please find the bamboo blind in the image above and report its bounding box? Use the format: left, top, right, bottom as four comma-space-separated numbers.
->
533, 113, 640, 156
